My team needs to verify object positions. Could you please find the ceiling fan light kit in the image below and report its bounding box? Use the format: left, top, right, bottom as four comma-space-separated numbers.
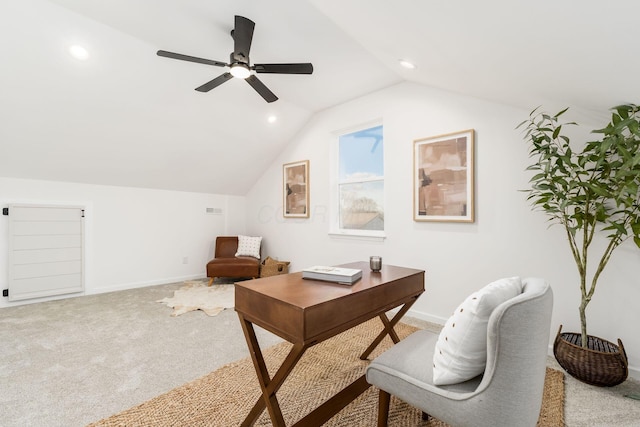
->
157, 15, 313, 103
229, 63, 251, 79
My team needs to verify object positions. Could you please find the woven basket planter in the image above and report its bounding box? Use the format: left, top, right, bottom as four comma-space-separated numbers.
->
553, 324, 628, 387
260, 257, 290, 278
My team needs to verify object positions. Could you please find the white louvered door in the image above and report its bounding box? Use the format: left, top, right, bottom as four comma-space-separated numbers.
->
8, 204, 84, 301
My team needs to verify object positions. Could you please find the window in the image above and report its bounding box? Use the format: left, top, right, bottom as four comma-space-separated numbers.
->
333, 124, 384, 238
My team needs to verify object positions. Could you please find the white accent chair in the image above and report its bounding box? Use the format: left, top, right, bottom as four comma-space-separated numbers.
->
365, 277, 553, 427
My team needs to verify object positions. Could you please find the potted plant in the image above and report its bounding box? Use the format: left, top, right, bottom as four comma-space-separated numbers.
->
518, 104, 640, 386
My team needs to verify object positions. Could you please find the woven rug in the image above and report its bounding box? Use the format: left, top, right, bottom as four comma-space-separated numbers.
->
88, 320, 565, 426
157, 281, 234, 316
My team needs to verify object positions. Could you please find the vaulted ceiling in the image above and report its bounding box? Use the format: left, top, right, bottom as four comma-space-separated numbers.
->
2, 0, 638, 194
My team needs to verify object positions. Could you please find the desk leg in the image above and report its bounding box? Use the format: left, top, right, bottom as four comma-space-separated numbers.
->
359, 297, 418, 360
379, 313, 400, 343
239, 314, 307, 427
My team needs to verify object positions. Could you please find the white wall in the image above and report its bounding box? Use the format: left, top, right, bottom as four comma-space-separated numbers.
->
0, 177, 246, 307
245, 82, 640, 378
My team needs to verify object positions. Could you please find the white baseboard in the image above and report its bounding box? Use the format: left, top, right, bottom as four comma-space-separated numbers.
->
0, 290, 85, 308
406, 307, 447, 326
87, 274, 204, 295
0, 274, 205, 308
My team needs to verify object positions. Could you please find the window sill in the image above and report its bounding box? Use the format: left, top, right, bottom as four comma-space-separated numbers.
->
328, 231, 386, 242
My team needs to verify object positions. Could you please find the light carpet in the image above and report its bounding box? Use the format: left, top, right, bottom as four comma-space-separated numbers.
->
157, 281, 234, 316
88, 319, 564, 426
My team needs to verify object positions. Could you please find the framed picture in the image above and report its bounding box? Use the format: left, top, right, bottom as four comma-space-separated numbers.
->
283, 160, 309, 218
413, 129, 475, 222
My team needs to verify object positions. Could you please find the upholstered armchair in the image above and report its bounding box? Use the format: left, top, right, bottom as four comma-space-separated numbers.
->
366, 277, 553, 427
206, 236, 261, 286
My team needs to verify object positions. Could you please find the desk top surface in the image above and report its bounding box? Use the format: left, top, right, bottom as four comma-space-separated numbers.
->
235, 261, 423, 309
234, 261, 425, 343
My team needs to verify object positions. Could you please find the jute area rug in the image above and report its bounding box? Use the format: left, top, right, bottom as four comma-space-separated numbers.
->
157, 281, 234, 316
88, 320, 565, 427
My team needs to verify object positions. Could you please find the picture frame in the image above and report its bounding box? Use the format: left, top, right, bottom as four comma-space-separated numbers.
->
283, 160, 309, 218
413, 129, 475, 222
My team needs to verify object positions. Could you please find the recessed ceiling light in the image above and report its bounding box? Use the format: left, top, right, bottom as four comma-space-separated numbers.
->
69, 45, 89, 61
399, 60, 416, 70
267, 115, 277, 124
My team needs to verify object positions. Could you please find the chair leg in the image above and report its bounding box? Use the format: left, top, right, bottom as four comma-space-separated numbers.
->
378, 389, 390, 427
207, 277, 214, 286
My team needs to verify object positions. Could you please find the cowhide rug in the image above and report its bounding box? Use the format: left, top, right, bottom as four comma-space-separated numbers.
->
157, 280, 234, 317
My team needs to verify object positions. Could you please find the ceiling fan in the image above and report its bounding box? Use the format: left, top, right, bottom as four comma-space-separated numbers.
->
157, 15, 313, 103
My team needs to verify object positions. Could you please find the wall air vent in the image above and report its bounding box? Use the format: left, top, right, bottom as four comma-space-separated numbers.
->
206, 207, 223, 215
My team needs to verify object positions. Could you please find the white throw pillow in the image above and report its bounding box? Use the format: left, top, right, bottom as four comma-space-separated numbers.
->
432, 277, 523, 386
235, 235, 262, 259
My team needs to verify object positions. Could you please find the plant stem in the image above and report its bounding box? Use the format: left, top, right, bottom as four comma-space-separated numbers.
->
579, 234, 622, 347
579, 297, 588, 347
579, 199, 590, 347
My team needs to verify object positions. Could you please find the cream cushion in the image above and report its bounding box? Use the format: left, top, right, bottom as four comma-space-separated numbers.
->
432, 277, 523, 385
235, 235, 262, 259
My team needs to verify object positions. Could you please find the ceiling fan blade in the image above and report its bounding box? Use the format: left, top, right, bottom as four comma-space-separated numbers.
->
195, 73, 233, 92
157, 50, 227, 67
233, 15, 255, 63
246, 75, 278, 103
253, 63, 314, 74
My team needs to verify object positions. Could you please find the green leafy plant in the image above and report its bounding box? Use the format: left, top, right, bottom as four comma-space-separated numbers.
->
518, 104, 640, 348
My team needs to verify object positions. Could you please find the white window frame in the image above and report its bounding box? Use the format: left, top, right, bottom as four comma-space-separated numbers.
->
329, 120, 386, 241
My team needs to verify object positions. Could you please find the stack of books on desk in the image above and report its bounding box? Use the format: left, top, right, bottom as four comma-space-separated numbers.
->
302, 266, 362, 285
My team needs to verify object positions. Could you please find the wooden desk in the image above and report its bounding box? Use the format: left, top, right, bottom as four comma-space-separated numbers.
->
235, 261, 424, 426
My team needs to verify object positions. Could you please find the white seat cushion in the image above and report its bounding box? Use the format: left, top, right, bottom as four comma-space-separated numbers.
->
432, 277, 523, 385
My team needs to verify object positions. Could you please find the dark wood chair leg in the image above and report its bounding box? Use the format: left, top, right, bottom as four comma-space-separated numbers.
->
422, 411, 430, 421
378, 389, 390, 427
